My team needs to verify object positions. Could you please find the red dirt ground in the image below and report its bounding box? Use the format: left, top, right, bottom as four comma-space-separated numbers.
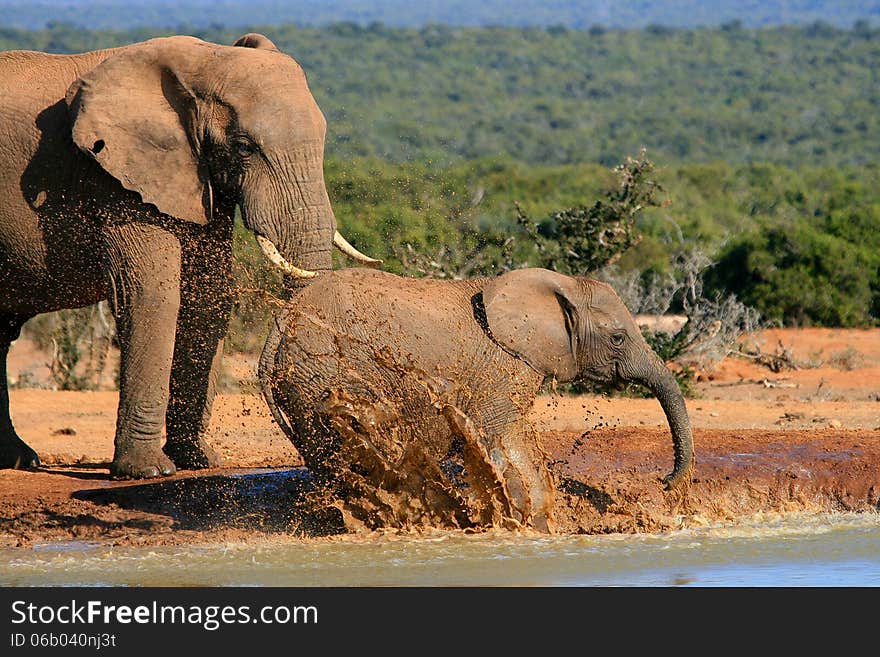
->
1, 327, 878, 546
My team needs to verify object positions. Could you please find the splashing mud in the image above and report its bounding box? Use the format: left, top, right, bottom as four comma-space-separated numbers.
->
3, 422, 877, 551
311, 383, 542, 532
262, 272, 564, 533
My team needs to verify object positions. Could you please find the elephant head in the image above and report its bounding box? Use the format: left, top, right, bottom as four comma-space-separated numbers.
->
482, 268, 694, 489
64, 33, 377, 280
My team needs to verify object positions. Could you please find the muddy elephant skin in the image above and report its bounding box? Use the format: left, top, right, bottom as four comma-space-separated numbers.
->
260, 268, 694, 532
0, 33, 381, 479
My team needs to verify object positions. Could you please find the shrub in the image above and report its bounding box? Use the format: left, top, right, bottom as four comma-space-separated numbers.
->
706, 221, 877, 327
23, 303, 116, 391
395, 151, 662, 279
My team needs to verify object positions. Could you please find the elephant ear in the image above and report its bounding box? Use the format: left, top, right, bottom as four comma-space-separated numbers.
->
66, 40, 211, 224
482, 268, 581, 382
232, 33, 280, 51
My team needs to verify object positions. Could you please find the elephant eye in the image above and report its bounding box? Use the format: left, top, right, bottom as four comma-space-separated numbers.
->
231, 138, 257, 158
610, 333, 626, 347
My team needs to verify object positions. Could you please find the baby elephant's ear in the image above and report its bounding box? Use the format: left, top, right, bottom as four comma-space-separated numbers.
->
482, 268, 581, 382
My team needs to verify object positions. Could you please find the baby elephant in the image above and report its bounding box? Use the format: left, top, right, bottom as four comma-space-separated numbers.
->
260, 267, 694, 533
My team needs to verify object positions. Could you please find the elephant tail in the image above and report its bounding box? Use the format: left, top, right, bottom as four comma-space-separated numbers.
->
259, 309, 298, 444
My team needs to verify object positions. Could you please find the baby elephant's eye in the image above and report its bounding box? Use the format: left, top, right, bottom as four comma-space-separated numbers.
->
610, 333, 626, 347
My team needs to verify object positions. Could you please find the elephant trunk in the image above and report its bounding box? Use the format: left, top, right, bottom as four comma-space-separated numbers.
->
241, 148, 337, 287
265, 195, 337, 298
279, 216, 335, 299
635, 354, 694, 490
245, 151, 380, 289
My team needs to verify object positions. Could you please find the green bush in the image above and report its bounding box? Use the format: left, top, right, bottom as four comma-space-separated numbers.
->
706, 221, 878, 327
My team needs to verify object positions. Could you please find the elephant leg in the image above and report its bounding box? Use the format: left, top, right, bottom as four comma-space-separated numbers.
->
163, 222, 233, 469
0, 315, 40, 469
494, 420, 557, 533
444, 403, 556, 532
104, 223, 180, 479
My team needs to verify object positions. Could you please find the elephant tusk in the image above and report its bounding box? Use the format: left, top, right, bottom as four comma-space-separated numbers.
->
256, 235, 318, 279
333, 231, 383, 267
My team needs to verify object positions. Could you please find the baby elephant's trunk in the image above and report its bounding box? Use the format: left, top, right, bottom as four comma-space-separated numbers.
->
636, 354, 695, 489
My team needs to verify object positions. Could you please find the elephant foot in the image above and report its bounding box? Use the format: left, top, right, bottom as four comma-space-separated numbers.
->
163, 437, 222, 470
111, 442, 176, 479
0, 434, 41, 470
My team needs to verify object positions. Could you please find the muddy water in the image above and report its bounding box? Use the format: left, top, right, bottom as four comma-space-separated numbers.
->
2, 512, 879, 586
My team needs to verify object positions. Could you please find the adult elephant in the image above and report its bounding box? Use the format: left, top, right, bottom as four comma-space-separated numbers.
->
260, 268, 694, 533
0, 33, 378, 479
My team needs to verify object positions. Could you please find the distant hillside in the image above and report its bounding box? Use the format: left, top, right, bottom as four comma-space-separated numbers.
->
3, 22, 876, 170
0, 0, 878, 31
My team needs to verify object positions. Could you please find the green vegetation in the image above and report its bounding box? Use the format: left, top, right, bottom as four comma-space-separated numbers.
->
707, 217, 879, 327
512, 153, 660, 276
312, 154, 880, 326
375, 152, 660, 283
225, 155, 880, 361
3, 21, 878, 370
2, 22, 878, 169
